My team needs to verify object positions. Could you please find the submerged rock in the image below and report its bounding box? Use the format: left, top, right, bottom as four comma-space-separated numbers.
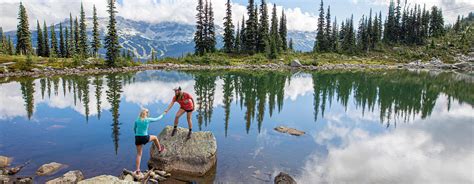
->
274, 172, 297, 184
274, 126, 305, 136
36, 162, 64, 176
78, 175, 138, 184
46, 170, 84, 184
290, 60, 303, 67
0, 156, 12, 168
148, 126, 217, 176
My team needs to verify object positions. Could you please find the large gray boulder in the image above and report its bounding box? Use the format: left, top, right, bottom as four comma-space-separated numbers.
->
78, 175, 138, 184
46, 170, 84, 184
148, 126, 217, 176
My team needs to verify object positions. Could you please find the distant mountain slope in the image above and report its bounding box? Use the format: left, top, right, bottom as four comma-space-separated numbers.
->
5, 16, 315, 59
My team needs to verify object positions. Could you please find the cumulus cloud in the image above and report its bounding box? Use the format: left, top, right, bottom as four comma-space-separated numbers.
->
0, 0, 317, 32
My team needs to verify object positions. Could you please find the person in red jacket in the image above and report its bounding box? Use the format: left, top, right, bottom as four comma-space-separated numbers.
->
164, 87, 194, 139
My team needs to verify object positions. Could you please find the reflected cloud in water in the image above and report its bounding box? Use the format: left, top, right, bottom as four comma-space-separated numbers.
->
297, 95, 474, 184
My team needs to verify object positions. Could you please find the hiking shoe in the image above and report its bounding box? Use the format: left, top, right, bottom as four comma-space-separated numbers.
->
186, 131, 192, 140
171, 128, 177, 137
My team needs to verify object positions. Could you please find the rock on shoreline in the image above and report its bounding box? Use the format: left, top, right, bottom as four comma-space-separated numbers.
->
78, 175, 138, 184
148, 126, 217, 176
46, 170, 84, 184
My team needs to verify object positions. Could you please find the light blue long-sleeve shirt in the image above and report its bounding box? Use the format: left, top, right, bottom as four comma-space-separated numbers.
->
134, 114, 164, 136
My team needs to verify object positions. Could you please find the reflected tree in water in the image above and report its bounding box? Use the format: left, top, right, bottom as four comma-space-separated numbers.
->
93, 75, 103, 120
106, 74, 123, 155
194, 72, 217, 130
311, 71, 473, 127
222, 74, 234, 137
19, 77, 35, 120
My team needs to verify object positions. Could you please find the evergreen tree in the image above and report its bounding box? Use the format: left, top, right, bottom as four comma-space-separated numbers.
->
384, 0, 396, 43
59, 23, 65, 57
16, 2, 32, 55
68, 13, 75, 57
74, 17, 80, 53
315, 0, 325, 52
289, 38, 294, 51
92, 4, 101, 57
7, 36, 15, 55
331, 17, 339, 51
50, 24, 58, 57
342, 15, 355, 53
43, 21, 50, 57
244, 0, 257, 53
0, 27, 3, 54
256, 0, 269, 53
325, 5, 331, 51
194, 0, 205, 55
105, 0, 120, 66
223, 0, 234, 53
240, 16, 246, 51
394, 0, 401, 41
279, 10, 287, 51
367, 9, 373, 50
430, 6, 444, 37
36, 20, 44, 56
79, 3, 88, 57
270, 4, 280, 53
64, 27, 69, 57
234, 22, 241, 53
372, 12, 380, 47
454, 15, 461, 33
206, 1, 216, 53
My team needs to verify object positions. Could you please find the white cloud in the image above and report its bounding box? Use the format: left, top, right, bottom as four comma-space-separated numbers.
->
284, 73, 314, 101
0, 0, 317, 32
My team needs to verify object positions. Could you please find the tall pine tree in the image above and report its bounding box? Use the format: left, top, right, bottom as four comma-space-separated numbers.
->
206, 1, 216, 53
36, 20, 44, 56
234, 22, 241, 53
325, 5, 332, 51
222, 0, 234, 53
269, 4, 279, 56
74, 17, 80, 54
194, 0, 205, 55
92, 4, 101, 57
59, 23, 65, 57
244, 0, 257, 53
50, 24, 58, 57
315, 0, 325, 52
79, 3, 88, 57
43, 21, 50, 57
68, 13, 75, 57
16, 2, 32, 55
105, 0, 120, 66
257, 0, 269, 53
279, 10, 287, 51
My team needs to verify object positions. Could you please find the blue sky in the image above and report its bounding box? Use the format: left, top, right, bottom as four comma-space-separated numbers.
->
0, 0, 472, 31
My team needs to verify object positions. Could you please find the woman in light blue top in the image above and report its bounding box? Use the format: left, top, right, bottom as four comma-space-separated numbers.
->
134, 108, 165, 174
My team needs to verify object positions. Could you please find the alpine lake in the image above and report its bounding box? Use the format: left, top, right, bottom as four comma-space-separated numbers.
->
0, 69, 473, 183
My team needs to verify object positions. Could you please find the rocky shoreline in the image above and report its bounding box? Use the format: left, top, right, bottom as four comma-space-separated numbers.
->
0, 57, 472, 78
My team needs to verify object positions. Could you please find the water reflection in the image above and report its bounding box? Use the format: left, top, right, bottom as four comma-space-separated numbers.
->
312, 71, 473, 127
2, 70, 474, 141
0, 70, 473, 182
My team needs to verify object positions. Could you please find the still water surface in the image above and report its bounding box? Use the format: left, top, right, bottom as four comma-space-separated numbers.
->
0, 70, 473, 183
